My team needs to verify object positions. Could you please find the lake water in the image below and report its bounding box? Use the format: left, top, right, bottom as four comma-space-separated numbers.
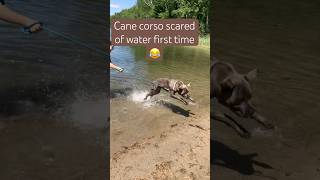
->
0, 0, 108, 179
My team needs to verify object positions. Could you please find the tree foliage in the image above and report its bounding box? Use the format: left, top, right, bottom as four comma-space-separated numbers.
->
111, 0, 209, 34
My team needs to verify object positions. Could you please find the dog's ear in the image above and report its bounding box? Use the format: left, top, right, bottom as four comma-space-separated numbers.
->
187, 82, 191, 87
244, 69, 257, 82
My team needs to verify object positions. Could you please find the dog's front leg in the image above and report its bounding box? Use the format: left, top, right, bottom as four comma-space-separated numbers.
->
246, 102, 274, 129
251, 112, 274, 129
170, 91, 188, 105
211, 113, 251, 138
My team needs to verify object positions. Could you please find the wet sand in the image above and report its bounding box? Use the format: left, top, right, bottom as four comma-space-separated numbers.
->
0, 0, 108, 179
212, 0, 320, 179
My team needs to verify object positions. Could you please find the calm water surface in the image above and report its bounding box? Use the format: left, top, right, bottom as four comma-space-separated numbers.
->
0, 0, 107, 179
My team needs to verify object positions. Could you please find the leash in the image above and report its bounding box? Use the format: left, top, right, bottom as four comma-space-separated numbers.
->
42, 26, 109, 57
41, 26, 126, 72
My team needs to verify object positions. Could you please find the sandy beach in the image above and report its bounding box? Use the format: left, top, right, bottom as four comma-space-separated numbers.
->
110, 45, 210, 179
111, 109, 210, 180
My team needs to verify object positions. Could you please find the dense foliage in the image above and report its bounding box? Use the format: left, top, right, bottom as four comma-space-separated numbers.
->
111, 0, 209, 34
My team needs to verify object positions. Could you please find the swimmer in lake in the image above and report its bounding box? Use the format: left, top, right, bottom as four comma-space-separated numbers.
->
109, 43, 124, 72
0, 0, 42, 33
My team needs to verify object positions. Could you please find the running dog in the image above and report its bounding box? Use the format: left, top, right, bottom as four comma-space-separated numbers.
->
144, 78, 195, 105
212, 61, 274, 137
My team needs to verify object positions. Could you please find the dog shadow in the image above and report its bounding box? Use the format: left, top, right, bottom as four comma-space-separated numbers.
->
211, 139, 276, 179
159, 100, 194, 117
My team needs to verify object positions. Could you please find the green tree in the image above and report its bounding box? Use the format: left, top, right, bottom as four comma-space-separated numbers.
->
152, 0, 179, 18
136, 0, 153, 18
111, 0, 209, 33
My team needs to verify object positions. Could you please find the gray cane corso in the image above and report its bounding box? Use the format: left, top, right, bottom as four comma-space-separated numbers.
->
211, 61, 274, 137
144, 78, 195, 105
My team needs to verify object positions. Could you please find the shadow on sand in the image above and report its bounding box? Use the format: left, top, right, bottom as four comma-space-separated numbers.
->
211, 139, 276, 179
160, 101, 194, 117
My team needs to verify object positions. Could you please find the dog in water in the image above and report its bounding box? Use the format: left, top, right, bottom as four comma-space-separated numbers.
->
211, 61, 274, 137
144, 78, 195, 105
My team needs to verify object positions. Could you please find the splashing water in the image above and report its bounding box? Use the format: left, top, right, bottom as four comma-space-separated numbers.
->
128, 90, 160, 108
129, 90, 148, 102
128, 89, 198, 108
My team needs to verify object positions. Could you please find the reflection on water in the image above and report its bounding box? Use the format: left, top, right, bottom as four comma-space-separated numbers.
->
110, 46, 210, 153
0, 0, 107, 179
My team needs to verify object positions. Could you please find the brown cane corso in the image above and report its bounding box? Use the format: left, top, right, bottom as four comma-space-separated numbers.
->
144, 78, 195, 105
211, 61, 274, 137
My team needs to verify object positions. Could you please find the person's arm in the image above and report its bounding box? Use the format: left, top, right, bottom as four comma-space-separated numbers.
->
0, 4, 41, 32
110, 62, 124, 72
108, 43, 123, 72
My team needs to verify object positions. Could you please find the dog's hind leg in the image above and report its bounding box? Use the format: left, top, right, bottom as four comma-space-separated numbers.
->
144, 93, 150, 100
144, 87, 161, 100
252, 112, 274, 129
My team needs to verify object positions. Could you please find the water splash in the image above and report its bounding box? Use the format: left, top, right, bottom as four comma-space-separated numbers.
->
129, 90, 148, 102
128, 90, 159, 108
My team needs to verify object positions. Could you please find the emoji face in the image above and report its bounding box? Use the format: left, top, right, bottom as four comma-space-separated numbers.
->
149, 48, 160, 59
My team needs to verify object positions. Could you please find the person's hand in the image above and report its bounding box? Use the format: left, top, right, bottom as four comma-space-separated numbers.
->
110, 63, 124, 72
112, 66, 124, 72
23, 21, 42, 33
116, 67, 124, 72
